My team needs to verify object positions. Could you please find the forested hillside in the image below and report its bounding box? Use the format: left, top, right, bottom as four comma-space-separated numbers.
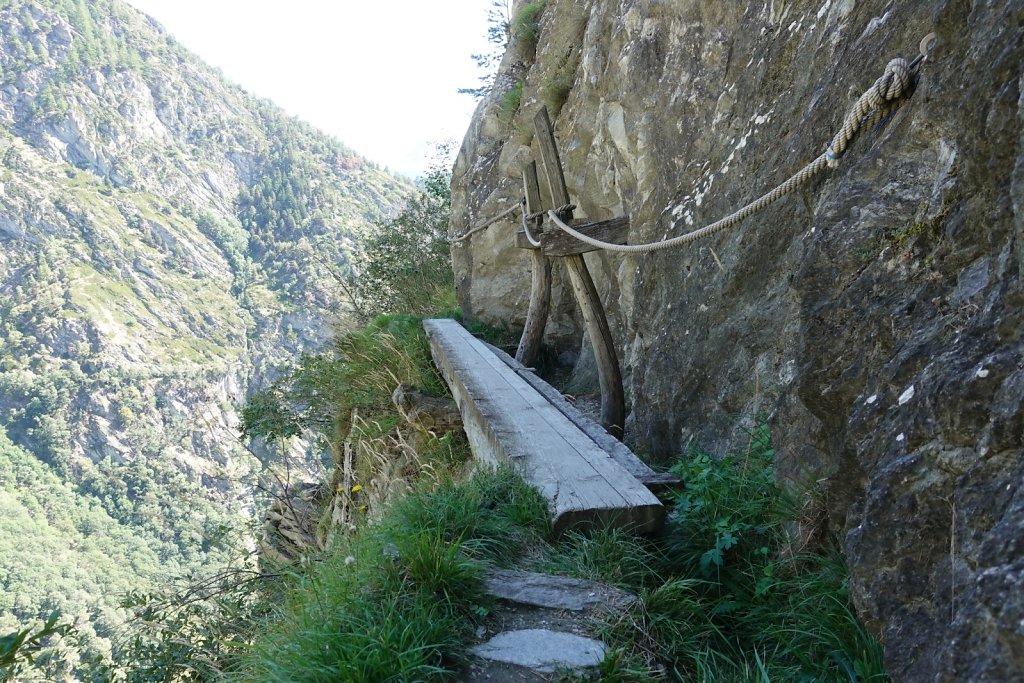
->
0, 0, 411, 668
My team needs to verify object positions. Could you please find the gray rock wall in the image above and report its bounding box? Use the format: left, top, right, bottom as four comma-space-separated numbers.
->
451, 1, 1023, 680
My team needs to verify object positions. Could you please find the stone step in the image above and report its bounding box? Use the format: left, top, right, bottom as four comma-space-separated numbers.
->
461, 569, 634, 680
483, 567, 635, 612
469, 628, 605, 675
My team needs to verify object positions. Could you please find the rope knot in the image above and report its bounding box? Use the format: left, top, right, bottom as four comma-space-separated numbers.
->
825, 56, 915, 168
875, 57, 912, 103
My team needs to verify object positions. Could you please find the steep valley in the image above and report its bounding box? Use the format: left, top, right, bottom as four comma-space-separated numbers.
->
0, 0, 411, 662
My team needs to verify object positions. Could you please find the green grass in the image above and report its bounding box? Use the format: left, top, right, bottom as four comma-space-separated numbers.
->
538, 426, 888, 682
233, 465, 550, 681
236, 423, 885, 682
513, 1, 546, 44
540, 51, 578, 117
67, 289, 883, 682
499, 79, 524, 124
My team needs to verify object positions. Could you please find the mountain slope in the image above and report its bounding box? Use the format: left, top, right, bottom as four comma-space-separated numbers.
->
0, 0, 412, 659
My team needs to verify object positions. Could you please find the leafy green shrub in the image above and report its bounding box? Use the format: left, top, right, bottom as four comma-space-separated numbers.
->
1, 613, 70, 681
536, 427, 887, 682
344, 150, 453, 320
240, 313, 446, 449
664, 424, 790, 580
93, 566, 275, 682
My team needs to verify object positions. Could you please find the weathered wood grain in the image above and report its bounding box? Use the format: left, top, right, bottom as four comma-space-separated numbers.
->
515, 161, 551, 368
483, 341, 681, 492
515, 216, 630, 256
534, 107, 570, 212
424, 318, 664, 535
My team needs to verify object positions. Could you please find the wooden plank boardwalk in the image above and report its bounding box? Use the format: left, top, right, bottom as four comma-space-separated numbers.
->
424, 318, 664, 535
482, 341, 680, 492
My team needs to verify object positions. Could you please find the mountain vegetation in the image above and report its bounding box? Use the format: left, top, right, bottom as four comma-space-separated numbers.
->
0, 0, 937, 680
0, 0, 412, 672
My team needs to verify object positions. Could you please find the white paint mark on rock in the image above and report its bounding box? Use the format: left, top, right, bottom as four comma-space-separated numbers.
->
976, 367, 990, 378
779, 360, 797, 385
898, 385, 915, 406
866, 394, 878, 405
896, 433, 905, 443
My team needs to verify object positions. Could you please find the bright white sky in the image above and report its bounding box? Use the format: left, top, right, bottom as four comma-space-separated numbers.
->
124, 0, 495, 178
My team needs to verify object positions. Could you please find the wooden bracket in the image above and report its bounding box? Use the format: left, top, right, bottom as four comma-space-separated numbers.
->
516, 215, 630, 256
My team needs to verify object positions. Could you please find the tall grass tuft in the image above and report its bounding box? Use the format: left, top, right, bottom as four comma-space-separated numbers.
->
234, 465, 550, 681
512, 1, 546, 45
585, 426, 888, 681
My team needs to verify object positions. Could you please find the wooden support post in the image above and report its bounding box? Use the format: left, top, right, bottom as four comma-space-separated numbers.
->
533, 107, 625, 439
515, 161, 551, 368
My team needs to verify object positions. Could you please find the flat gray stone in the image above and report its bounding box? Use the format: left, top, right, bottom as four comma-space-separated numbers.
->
470, 629, 606, 673
484, 568, 636, 611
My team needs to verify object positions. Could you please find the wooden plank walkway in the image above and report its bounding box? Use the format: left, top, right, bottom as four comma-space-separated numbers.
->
424, 318, 664, 535
482, 341, 680, 492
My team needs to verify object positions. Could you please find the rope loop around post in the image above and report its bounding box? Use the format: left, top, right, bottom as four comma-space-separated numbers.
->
521, 199, 542, 247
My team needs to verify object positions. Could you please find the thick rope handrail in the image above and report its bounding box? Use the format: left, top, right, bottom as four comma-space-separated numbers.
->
546, 39, 933, 255
548, 155, 830, 253
450, 198, 525, 244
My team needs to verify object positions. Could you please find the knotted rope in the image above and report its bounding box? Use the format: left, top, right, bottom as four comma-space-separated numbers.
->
825, 57, 911, 166
546, 36, 935, 255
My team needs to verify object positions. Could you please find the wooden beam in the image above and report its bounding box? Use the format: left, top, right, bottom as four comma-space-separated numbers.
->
424, 319, 664, 535
534, 107, 570, 212
515, 161, 550, 368
532, 106, 625, 438
516, 216, 630, 256
485, 341, 681, 492
563, 257, 625, 437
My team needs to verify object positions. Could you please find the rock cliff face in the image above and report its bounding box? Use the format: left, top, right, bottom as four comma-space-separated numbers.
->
0, 0, 409, 482
451, 1, 1022, 680
0, 0, 415, 647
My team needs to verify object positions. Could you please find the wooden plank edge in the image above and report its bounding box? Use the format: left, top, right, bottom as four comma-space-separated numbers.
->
426, 319, 665, 534
482, 340, 681, 493
553, 502, 665, 537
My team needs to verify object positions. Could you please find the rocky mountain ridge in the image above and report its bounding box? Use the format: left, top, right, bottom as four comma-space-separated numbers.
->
451, 1, 1023, 680
0, 0, 410, 650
